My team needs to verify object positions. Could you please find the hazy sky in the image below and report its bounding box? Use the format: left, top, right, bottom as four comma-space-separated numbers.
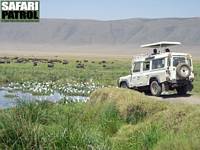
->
41, 0, 200, 20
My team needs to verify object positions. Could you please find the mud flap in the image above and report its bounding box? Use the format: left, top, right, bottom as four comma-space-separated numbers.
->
187, 83, 193, 92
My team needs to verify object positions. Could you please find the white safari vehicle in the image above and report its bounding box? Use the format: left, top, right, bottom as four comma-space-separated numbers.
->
118, 41, 194, 96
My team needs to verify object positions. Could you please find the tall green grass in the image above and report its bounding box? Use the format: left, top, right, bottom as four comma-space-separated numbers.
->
92, 88, 200, 150
193, 63, 200, 94
0, 88, 200, 149
0, 100, 117, 149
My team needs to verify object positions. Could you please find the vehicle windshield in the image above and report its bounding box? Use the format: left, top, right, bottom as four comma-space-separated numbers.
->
133, 62, 141, 73
173, 56, 191, 67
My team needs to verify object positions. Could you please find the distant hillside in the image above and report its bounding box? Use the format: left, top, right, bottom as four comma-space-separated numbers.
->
0, 18, 200, 56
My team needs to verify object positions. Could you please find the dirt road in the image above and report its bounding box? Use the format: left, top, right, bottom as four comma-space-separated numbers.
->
150, 93, 200, 105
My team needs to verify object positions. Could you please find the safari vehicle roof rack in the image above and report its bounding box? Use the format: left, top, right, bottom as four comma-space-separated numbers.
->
140, 41, 181, 48
133, 41, 182, 61
140, 41, 181, 55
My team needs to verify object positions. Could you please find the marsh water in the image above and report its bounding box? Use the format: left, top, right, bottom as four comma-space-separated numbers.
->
0, 87, 88, 108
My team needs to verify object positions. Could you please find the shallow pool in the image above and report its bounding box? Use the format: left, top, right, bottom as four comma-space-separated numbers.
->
0, 87, 89, 108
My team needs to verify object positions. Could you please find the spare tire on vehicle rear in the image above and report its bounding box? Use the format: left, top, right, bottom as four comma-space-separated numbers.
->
176, 63, 191, 79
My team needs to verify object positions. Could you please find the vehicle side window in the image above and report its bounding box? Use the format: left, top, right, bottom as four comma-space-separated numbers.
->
143, 61, 150, 71
133, 62, 141, 73
152, 58, 165, 69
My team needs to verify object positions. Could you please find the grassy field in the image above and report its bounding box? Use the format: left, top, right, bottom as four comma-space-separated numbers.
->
0, 88, 199, 149
0, 57, 199, 149
0, 57, 130, 96
0, 58, 199, 94
0, 58, 130, 86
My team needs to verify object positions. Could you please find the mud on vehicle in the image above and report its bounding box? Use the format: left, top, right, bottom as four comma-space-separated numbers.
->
118, 41, 194, 96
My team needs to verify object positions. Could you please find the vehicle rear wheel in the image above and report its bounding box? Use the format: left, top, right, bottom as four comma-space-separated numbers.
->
176, 63, 191, 79
120, 82, 128, 88
150, 80, 162, 96
176, 86, 188, 95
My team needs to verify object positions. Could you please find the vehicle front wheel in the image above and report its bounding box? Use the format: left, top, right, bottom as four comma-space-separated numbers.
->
120, 82, 128, 88
150, 80, 162, 96
176, 86, 188, 95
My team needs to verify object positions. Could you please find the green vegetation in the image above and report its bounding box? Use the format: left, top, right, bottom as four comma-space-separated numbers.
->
0, 88, 199, 149
193, 63, 200, 94
0, 58, 200, 149
0, 58, 130, 96
0, 59, 200, 93
0, 59, 130, 86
